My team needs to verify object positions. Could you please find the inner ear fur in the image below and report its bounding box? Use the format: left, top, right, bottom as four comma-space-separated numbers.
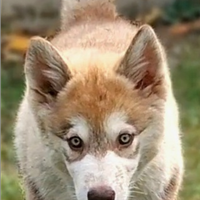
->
24, 36, 71, 103
117, 24, 167, 98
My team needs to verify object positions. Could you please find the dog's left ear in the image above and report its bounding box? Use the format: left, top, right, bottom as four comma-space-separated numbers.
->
25, 36, 71, 104
117, 25, 167, 97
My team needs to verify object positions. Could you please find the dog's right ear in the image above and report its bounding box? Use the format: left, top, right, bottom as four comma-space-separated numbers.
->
25, 37, 71, 104
116, 25, 167, 98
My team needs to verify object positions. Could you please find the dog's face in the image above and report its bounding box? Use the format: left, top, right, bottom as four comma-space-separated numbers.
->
49, 73, 155, 200
61, 113, 140, 200
47, 68, 165, 200
25, 25, 168, 200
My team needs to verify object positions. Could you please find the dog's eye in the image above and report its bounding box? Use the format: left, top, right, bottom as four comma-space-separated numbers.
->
118, 133, 133, 147
67, 136, 83, 150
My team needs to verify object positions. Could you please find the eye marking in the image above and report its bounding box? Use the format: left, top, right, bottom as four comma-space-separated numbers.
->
67, 136, 84, 151
118, 132, 134, 147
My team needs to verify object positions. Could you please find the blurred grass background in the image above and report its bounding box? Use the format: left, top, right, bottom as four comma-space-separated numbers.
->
1, 0, 200, 200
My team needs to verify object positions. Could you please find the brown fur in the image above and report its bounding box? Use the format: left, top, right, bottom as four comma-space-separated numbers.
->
46, 67, 160, 160
162, 168, 182, 200
61, 0, 118, 29
15, 0, 183, 200
25, 180, 43, 200
52, 19, 138, 53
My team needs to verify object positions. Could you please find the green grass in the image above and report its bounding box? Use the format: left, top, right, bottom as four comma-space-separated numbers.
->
1, 62, 24, 200
1, 40, 200, 200
171, 42, 200, 200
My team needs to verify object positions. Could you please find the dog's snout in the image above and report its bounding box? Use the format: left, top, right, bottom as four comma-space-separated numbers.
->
87, 186, 115, 200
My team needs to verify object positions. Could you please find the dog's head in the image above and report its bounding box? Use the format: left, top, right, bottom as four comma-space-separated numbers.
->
24, 25, 170, 200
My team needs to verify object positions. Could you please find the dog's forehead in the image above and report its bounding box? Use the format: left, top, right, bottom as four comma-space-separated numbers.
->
53, 70, 152, 136
69, 111, 134, 137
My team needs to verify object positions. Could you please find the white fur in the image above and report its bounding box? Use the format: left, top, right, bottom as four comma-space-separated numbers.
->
68, 116, 90, 142
66, 151, 140, 200
104, 111, 136, 141
14, 0, 183, 199
14, 95, 183, 200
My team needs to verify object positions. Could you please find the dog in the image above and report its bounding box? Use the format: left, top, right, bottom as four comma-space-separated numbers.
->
14, 0, 184, 200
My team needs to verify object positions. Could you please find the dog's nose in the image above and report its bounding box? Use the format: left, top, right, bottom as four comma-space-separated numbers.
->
87, 186, 115, 200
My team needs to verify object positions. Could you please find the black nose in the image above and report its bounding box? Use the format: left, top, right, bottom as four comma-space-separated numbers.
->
87, 186, 115, 200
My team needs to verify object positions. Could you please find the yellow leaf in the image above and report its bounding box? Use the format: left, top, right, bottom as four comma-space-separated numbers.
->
136, 7, 162, 25
144, 7, 162, 24
5, 34, 31, 53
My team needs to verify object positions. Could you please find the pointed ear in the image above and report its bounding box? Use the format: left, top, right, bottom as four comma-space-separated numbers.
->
117, 25, 167, 97
25, 37, 71, 103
